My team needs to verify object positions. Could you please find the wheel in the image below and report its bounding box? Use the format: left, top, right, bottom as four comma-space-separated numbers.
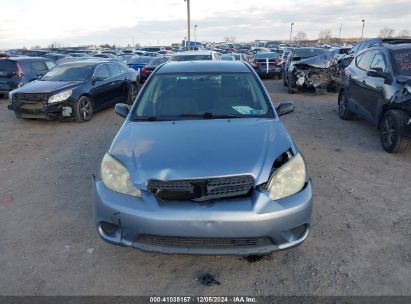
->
74, 96, 93, 122
379, 110, 409, 153
338, 91, 354, 120
283, 72, 288, 87
287, 76, 297, 94
127, 83, 138, 105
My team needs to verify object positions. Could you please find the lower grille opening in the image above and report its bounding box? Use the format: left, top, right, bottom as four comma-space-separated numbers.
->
137, 235, 274, 248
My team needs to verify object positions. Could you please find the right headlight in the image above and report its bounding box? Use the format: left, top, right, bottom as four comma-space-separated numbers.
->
101, 153, 141, 197
267, 153, 306, 201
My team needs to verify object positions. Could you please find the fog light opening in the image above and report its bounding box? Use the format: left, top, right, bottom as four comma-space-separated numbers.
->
290, 224, 308, 240
100, 222, 119, 235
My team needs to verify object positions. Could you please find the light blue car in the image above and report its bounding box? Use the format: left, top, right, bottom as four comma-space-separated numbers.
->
93, 61, 313, 256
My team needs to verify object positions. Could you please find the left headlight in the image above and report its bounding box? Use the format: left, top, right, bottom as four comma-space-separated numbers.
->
406, 84, 411, 94
267, 153, 307, 201
101, 153, 141, 197
48, 89, 72, 104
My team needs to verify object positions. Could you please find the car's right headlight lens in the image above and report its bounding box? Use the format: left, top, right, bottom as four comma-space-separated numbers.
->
48, 89, 72, 104
101, 153, 141, 197
268, 153, 306, 201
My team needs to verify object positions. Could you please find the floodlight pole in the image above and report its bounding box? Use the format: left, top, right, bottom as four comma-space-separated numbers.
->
185, 0, 191, 50
361, 19, 365, 40
289, 23, 295, 44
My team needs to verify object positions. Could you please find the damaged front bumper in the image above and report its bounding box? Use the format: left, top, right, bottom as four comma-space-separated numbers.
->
92, 176, 313, 255
8, 99, 75, 120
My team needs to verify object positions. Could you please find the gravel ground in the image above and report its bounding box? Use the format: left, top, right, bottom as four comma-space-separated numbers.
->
0, 80, 410, 296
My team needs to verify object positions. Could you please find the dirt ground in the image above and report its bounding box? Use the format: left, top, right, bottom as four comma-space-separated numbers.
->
0, 80, 410, 296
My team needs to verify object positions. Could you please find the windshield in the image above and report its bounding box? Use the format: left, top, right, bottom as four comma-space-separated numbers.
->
171, 55, 212, 61
40, 64, 94, 81
294, 48, 328, 59
128, 56, 152, 64
0, 60, 17, 77
256, 52, 279, 59
147, 57, 169, 66
392, 48, 411, 76
133, 73, 273, 119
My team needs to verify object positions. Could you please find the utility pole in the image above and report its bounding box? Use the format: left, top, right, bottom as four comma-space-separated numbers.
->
360, 19, 365, 40
339, 24, 342, 40
185, 0, 191, 50
289, 22, 294, 44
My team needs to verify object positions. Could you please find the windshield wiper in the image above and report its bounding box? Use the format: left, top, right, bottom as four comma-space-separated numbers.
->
131, 116, 169, 121
179, 112, 243, 119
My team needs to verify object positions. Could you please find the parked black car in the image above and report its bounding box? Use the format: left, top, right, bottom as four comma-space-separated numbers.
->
0, 57, 56, 97
8, 60, 139, 122
253, 52, 282, 79
338, 40, 411, 153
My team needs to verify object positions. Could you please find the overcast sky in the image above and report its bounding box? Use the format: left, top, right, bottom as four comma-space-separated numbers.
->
0, 0, 410, 48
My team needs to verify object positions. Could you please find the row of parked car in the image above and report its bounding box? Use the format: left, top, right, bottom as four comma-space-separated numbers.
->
1, 39, 411, 153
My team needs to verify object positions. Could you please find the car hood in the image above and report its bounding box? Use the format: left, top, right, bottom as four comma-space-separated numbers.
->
14, 80, 84, 93
109, 118, 295, 189
293, 53, 332, 69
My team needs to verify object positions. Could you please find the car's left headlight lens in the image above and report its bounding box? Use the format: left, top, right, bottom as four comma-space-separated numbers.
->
406, 84, 411, 94
268, 153, 306, 201
48, 89, 72, 104
101, 153, 141, 197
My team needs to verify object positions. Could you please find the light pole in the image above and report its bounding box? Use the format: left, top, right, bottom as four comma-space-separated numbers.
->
194, 24, 198, 44
360, 19, 365, 40
338, 24, 342, 40
289, 22, 295, 44
184, 0, 191, 50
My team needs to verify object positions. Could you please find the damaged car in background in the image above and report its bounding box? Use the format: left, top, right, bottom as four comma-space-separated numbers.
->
338, 40, 411, 153
283, 48, 340, 94
8, 60, 139, 122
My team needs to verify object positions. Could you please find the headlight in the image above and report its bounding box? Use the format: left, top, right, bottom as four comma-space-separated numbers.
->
268, 153, 306, 201
406, 84, 411, 94
8, 90, 14, 103
101, 153, 141, 197
48, 90, 72, 104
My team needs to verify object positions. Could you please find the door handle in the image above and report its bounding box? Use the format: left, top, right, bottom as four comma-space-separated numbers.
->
362, 80, 366, 84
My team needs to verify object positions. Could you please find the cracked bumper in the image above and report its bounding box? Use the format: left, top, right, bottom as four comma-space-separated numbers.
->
92, 177, 313, 255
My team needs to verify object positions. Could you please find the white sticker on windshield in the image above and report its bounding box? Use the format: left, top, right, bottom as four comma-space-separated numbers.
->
232, 106, 264, 115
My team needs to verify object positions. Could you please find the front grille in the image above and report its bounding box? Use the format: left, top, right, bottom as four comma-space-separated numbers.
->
147, 175, 254, 201
20, 103, 44, 110
137, 235, 273, 248
14, 93, 49, 103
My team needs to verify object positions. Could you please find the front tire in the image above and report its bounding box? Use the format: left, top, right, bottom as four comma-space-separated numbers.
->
338, 92, 354, 120
74, 96, 93, 123
127, 83, 138, 105
380, 110, 409, 153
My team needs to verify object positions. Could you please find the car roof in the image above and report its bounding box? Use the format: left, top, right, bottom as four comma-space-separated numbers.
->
173, 50, 215, 56
59, 59, 114, 66
3, 56, 48, 61
381, 42, 411, 50
156, 61, 250, 74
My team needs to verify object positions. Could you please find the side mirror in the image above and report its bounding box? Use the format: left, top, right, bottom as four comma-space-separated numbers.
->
115, 103, 130, 118
92, 76, 107, 84
276, 101, 295, 116
367, 69, 388, 79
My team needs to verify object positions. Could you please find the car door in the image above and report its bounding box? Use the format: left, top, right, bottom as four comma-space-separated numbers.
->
107, 63, 128, 102
362, 52, 391, 125
90, 64, 114, 109
347, 50, 375, 118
